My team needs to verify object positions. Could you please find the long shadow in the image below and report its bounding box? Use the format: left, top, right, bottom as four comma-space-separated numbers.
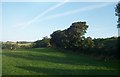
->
2, 51, 118, 70
3, 52, 84, 65
15, 66, 118, 75
26, 48, 56, 52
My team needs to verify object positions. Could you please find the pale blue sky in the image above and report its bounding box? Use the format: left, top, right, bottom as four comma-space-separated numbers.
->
2, 2, 118, 42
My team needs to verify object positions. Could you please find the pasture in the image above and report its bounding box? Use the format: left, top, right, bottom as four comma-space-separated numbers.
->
2, 48, 119, 75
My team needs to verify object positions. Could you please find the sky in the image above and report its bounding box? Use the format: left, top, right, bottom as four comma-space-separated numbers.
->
1, 1, 119, 42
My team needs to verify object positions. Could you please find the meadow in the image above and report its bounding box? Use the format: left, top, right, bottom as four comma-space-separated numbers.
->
2, 48, 119, 75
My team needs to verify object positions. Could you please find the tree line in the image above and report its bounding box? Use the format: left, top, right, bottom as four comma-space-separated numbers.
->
33, 21, 118, 61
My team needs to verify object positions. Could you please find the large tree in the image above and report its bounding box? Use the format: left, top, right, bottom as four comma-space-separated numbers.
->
66, 22, 88, 50
115, 2, 120, 28
50, 21, 89, 50
50, 30, 61, 47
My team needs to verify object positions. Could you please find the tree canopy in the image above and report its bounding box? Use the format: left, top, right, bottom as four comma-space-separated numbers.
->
115, 1, 120, 28
33, 36, 51, 48
50, 21, 93, 50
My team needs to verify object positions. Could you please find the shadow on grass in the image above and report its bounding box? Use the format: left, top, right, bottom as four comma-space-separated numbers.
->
15, 66, 118, 75
2, 50, 119, 70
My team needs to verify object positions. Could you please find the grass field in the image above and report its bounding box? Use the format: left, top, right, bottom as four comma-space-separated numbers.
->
2, 48, 119, 75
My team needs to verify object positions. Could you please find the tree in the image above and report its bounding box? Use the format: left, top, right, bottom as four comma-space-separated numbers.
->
115, 2, 120, 28
50, 21, 89, 50
50, 30, 62, 47
66, 22, 88, 50
83, 37, 94, 50
42, 36, 51, 47
2, 43, 18, 50
33, 36, 51, 48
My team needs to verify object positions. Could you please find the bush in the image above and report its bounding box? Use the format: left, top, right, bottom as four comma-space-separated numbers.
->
2, 42, 33, 50
2, 43, 18, 50
19, 44, 33, 49
33, 37, 51, 48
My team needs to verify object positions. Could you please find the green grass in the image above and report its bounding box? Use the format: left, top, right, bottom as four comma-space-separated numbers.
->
2, 48, 119, 75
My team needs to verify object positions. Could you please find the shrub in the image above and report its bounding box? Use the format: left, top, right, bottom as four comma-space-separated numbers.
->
2, 43, 18, 50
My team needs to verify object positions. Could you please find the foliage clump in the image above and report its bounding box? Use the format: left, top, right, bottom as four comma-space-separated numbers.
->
50, 21, 94, 50
115, 1, 120, 28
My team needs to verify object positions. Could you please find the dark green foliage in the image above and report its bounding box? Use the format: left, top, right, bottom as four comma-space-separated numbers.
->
82, 37, 94, 50
50, 21, 118, 61
115, 1, 120, 28
66, 22, 88, 50
91, 37, 118, 60
33, 36, 51, 48
50, 30, 63, 48
50, 21, 90, 50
